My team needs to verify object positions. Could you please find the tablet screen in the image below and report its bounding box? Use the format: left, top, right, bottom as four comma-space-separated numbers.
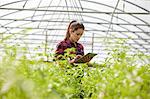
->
74, 53, 97, 63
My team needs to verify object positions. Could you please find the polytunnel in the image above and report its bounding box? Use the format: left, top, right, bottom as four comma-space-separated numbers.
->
0, 0, 150, 99
0, 0, 150, 62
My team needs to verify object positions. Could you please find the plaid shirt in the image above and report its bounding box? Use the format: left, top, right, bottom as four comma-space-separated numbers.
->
55, 39, 84, 59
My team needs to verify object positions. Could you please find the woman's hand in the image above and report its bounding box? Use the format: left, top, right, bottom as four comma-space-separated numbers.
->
69, 55, 82, 64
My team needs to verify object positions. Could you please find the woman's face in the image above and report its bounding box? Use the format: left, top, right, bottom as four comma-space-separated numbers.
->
69, 28, 84, 43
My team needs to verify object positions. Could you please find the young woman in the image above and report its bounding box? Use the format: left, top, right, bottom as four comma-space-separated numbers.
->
55, 20, 85, 63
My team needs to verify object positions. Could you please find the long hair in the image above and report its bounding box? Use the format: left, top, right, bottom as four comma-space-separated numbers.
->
64, 20, 85, 40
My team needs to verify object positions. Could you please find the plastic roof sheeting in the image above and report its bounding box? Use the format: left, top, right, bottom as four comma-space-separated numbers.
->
0, 0, 150, 62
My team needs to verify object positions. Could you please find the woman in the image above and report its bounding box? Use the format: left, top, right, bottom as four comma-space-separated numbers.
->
55, 20, 85, 63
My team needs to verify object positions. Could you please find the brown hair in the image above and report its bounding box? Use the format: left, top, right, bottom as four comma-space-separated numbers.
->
64, 20, 85, 40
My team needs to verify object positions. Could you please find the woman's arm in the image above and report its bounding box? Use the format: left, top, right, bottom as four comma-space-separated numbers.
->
69, 55, 82, 63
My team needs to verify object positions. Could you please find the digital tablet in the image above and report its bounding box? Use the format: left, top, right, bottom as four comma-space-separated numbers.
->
74, 53, 97, 63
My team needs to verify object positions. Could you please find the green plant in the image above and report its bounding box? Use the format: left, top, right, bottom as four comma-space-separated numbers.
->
0, 38, 149, 99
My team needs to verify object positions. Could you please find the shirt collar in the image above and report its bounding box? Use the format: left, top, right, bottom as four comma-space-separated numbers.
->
65, 39, 78, 47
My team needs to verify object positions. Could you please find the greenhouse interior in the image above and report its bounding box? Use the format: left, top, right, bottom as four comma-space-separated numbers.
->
0, 0, 150, 99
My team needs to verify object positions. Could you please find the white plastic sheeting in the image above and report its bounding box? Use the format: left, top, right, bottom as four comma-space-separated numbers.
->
0, 0, 150, 62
